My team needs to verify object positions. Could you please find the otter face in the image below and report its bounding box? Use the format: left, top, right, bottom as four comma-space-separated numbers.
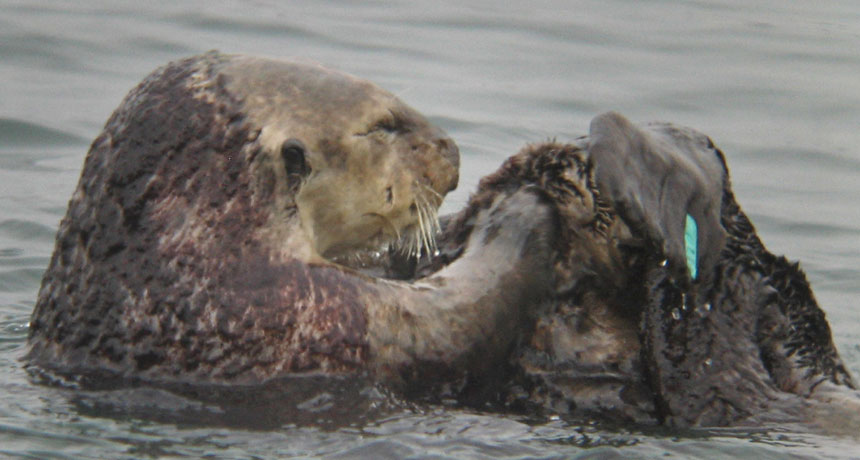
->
220, 55, 459, 261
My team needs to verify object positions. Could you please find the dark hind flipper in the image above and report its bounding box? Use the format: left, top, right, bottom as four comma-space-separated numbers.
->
590, 113, 854, 425
588, 112, 726, 288
643, 186, 854, 427
587, 112, 778, 425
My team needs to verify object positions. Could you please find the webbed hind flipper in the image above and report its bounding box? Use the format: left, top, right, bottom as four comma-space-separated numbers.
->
588, 111, 726, 289
641, 187, 855, 426
590, 113, 856, 426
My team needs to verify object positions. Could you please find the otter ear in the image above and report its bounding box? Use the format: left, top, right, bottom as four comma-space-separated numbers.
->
281, 138, 310, 180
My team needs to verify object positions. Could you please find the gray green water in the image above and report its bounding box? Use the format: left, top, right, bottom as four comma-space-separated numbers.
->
2, 0, 860, 458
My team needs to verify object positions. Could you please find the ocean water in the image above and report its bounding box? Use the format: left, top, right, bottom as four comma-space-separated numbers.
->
2, 0, 859, 458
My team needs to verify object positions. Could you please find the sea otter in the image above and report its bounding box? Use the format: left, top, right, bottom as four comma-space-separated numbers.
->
26, 51, 856, 428
25, 51, 559, 388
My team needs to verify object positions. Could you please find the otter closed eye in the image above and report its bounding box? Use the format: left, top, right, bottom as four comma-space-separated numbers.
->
371, 117, 400, 134
357, 115, 402, 136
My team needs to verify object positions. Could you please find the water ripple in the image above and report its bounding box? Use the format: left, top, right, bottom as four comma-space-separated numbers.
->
0, 118, 87, 148
0, 220, 57, 242
0, 268, 44, 294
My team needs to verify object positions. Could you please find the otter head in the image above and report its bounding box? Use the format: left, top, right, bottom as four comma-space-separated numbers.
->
220, 55, 459, 261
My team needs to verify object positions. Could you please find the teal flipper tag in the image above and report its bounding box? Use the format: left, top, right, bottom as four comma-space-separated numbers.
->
684, 214, 698, 280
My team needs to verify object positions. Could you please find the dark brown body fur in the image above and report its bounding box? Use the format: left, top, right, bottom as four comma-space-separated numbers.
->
26, 53, 554, 394
28, 55, 370, 382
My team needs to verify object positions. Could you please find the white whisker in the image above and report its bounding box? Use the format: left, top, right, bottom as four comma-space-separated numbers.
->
391, 181, 443, 260
424, 201, 438, 252
423, 184, 443, 202
417, 189, 439, 257
415, 202, 426, 259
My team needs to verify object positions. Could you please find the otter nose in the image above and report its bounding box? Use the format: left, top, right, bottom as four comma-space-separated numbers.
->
425, 133, 459, 194
436, 137, 460, 172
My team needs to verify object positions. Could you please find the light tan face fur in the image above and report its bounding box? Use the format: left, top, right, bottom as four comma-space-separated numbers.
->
220, 55, 459, 260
